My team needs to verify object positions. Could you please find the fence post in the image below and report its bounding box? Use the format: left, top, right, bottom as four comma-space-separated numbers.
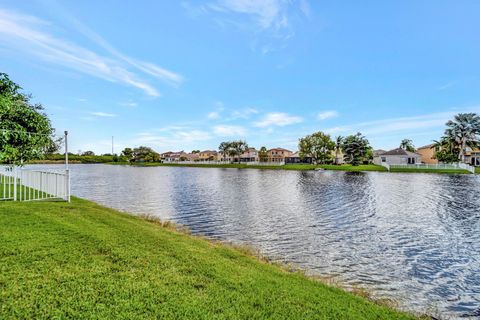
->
13, 166, 17, 201
65, 169, 70, 202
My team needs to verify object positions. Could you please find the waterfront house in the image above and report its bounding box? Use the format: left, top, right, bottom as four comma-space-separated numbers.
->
267, 148, 293, 163
465, 147, 480, 166
373, 148, 422, 165
285, 152, 313, 164
162, 151, 187, 162
240, 148, 259, 162
198, 150, 218, 161
373, 150, 387, 158
185, 153, 199, 161
416, 144, 438, 164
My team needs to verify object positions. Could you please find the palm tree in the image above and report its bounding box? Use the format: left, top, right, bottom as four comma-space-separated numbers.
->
230, 140, 248, 163
432, 137, 459, 163
399, 139, 415, 152
444, 113, 480, 162
258, 146, 268, 162
334, 136, 343, 165
218, 141, 231, 162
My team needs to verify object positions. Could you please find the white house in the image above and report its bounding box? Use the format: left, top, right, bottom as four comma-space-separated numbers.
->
373, 148, 422, 165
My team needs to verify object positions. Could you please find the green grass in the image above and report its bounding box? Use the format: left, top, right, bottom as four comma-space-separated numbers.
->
389, 167, 470, 174
316, 164, 387, 172
110, 162, 388, 172
0, 198, 418, 319
476, 167, 480, 174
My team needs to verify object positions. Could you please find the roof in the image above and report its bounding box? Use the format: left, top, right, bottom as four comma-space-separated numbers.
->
200, 150, 217, 153
373, 149, 387, 156
268, 148, 292, 152
381, 148, 421, 157
417, 144, 435, 150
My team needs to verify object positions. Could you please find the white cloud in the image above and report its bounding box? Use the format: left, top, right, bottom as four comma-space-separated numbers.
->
254, 112, 302, 127
211, 0, 289, 30
437, 81, 457, 91
317, 110, 338, 120
0, 9, 182, 96
213, 125, 246, 136
120, 101, 138, 107
230, 107, 259, 119
324, 109, 480, 137
90, 112, 116, 117
208, 111, 221, 119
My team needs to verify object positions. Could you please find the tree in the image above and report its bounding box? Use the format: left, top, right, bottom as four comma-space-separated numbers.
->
131, 146, 159, 162
218, 140, 248, 163
298, 131, 335, 164
334, 136, 343, 165
400, 139, 416, 152
0, 73, 56, 165
218, 142, 230, 161
444, 113, 480, 162
191, 150, 200, 154
432, 138, 460, 163
82, 151, 95, 156
121, 148, 134, 162
259, 146, 268, 162
342, 133, 372, 166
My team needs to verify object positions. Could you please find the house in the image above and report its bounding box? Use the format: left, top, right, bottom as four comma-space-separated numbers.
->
198, 150, 218, 161
373, 148, 422, 165
267, 148, 293, 163
161, 151, 187, 162
216, 152, 235, 162
373, 150, 387, 158
465, 147, 480, 166
240, 148, 259, 162
416, 144, 438, 164
285, 152, 313, 164
184, 153, 199, 161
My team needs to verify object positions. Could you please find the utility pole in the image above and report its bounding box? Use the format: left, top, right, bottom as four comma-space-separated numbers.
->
112, 136, 114, 155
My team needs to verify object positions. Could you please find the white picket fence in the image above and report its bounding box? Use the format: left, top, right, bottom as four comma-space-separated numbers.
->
245, 161, 285, 166
162, 160, 285, 166
0, 166, 70, 202
387, 163, 476, 173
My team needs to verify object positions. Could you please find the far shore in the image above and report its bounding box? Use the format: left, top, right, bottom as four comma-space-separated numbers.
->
25, 160, 478, 174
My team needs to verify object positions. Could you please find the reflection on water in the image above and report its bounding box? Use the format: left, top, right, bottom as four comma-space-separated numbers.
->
29, 164, 480, 318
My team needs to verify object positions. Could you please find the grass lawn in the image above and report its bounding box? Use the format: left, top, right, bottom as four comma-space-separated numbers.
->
0, 198, 418, 319
476, 167, 480, 174
389, 167, 470, 174
110, 162, 388, 172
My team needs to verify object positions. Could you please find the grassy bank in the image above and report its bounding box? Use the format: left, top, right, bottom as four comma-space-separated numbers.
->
111, 162, 388, 172
0, 198, 417, 319
389, 167, 470, 174
112, 162, 479, 174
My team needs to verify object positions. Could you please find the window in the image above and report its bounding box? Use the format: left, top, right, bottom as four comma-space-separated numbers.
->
381, 157, 386, 162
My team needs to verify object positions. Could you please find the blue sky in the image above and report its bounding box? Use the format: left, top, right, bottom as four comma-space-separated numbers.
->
1, 0, 480, 154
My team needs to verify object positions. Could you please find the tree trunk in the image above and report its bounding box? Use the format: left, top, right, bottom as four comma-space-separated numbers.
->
459, 139, 466, 163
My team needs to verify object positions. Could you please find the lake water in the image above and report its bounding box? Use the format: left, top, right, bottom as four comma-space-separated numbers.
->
28, 164, 480, 318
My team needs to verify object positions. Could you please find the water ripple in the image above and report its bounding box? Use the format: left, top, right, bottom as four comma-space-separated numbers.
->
28, 164, 480, 319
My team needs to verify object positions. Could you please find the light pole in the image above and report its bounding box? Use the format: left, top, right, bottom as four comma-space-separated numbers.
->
64, 131, 68, 170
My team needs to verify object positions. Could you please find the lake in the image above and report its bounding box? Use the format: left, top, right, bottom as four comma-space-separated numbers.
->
28, 164, 480, 318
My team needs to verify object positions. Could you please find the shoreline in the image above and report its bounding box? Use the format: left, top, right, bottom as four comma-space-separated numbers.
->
114, 162, 473, 174
25, 160, 477, 174
0, 197, 422, 319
